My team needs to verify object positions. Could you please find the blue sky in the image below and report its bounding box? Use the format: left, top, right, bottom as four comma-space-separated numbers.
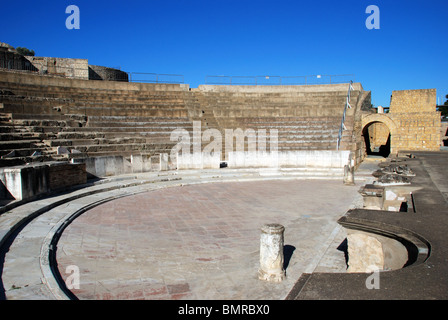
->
1, 0, 447, 108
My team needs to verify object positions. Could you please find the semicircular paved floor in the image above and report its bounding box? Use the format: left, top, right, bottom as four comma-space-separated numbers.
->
56, 179, 361, 300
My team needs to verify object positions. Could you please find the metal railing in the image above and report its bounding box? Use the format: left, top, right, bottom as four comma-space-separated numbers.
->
1, 59, 40, 74
336, 80, 354, 150
205, 74, 355, 85
128, 72, 184, 84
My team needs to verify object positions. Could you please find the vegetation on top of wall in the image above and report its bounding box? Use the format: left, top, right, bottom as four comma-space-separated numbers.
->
16, 47, 35, 56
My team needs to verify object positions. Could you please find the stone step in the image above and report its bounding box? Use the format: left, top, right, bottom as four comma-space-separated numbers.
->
87, 115, 191, 122
64, 126, 194, 134
67, 142, 177, 154
1, 96, 187, 109
55, 130, 186, 140
86, 120, 193, 128
8, 113, 87, 122
67, 150, 155, 159
0, 154, 68, 167
0, 146, 55, 158
0, 132, 53, 141
0, 126, 19, 133
7, 119, 72, 128
45, 137, 149, 147
0, 83, 187, 97
0, 139, 43, 150
76, 108, 189, 118
0, 113, 12, 122
241, 116, 341, 122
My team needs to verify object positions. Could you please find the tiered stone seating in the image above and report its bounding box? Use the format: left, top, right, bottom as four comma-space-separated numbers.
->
0, 70, 368, 170
241, 116, 340, 150
0, 112, 80, 166
0, 70, 194, 166
63, 115, 193, 158
193, 84, 366, 158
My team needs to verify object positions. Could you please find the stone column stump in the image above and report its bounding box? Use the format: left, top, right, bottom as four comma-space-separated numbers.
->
344, 164, 355, 185
258, 223, 286, 282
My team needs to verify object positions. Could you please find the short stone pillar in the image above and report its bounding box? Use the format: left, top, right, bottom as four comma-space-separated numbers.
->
258, 224, 286, 282
160, 153, 169, 171
343, 165, 355, 185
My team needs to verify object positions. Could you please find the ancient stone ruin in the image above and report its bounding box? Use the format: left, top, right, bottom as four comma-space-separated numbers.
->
1, 44, 446, 300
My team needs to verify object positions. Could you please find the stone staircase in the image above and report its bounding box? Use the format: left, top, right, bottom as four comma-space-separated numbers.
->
0, 112, 74, 166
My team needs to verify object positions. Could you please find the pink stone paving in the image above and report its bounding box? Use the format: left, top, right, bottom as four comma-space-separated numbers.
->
56, 179, 359, 300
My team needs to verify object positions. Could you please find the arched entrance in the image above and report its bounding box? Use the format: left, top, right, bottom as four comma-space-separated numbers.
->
362, 121, 391, 157
361, 114, 398, 158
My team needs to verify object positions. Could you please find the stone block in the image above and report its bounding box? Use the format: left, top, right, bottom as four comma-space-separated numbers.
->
160, 153, 169, 171
228, 150, 350, 169
346, 229, 408, 273
85, 156, 126, 177
130, 154, 143, 173
0, 162, 86, 201
176, 152, 221, 170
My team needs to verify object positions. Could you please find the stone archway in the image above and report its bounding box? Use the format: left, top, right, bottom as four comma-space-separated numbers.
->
361, 114, 398, 157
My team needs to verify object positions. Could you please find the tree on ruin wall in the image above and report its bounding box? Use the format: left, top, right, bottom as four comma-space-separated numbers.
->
16, 47, 35, 56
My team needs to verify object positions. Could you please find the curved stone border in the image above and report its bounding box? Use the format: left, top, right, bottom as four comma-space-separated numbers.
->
338, 212, 431, 272
0, 173, 185, 299
41, 180, 194, 300
1, 167, 370, 300
42, 190, 155, 300
287, 153, 448, 300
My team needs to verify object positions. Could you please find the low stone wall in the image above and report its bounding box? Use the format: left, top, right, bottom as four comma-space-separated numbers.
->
74, 154, 152, 178
175, 150, 350, 170
0, 162, 86, 201
48, 162, 87, 190
176, 153, 221, 169
228, 150, 351, 168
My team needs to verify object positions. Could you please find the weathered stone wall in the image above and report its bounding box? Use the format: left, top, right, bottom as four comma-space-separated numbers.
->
48, 162, 87, 190
24, 56, 89, 79
390, 112, 441, 152
389, 89, 440, 152
0, 44, 37, 71
1, 42, 125, 82
0, 162, 86, 201
89, 65, 129, 82
361, 89, 441, 155
390, 89, 437, 113
368, 122, 390, 151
